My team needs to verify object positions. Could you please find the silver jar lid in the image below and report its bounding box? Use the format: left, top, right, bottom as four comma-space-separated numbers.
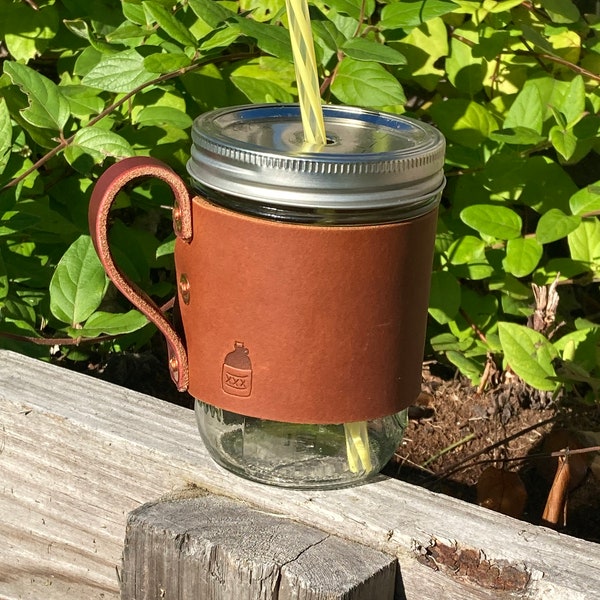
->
187, 104, 445, 212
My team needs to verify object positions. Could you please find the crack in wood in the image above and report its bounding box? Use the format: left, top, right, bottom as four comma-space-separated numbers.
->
281, 533, 332, 568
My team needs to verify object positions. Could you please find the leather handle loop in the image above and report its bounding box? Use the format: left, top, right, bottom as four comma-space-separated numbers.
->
88, 156, 191, 391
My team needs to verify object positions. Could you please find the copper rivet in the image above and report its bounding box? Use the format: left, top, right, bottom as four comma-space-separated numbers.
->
173, 204, 182, 234
179, 274, 191, 305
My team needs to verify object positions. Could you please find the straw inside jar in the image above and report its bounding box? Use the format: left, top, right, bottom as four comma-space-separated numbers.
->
285, 0, 372, 475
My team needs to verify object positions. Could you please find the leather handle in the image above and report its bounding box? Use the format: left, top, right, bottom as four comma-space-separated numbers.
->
88, 156, 192, 391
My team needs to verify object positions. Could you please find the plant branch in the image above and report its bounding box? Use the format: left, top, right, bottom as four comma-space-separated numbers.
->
1, 51, 259, 193
449, 31, 600, 84
460, 308, 489, 345
0, 300, 175, 347
0, 329, 122, 346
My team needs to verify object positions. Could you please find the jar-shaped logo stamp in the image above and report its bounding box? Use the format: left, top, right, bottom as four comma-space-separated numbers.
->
222, 341, 252, 397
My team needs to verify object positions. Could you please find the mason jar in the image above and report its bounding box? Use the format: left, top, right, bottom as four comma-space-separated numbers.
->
183, 104, 445, 489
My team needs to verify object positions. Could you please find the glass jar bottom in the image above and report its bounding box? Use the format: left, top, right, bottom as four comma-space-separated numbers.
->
194, 400, 407, 489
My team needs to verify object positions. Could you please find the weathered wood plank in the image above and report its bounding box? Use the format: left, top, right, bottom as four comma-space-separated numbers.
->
121, 493, 396, 600
0, 349, 599, 599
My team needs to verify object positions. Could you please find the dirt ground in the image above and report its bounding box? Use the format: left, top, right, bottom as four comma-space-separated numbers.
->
385, 361, 600, 544
83, 348, 600, 545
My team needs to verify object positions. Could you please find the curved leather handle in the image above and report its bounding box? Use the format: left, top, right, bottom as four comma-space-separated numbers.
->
88, 156, 192, 391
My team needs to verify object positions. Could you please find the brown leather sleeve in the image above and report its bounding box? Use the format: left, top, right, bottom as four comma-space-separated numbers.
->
176, 197, 438, 424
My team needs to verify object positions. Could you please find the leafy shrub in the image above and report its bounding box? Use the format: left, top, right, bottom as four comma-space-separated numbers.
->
0, 0, 599, 400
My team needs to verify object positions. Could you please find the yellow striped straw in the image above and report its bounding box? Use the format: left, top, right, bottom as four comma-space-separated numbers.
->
284, 0, 373, 475
285, 0, 327, 147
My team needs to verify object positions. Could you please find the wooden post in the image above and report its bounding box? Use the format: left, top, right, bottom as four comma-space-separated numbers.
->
120, 490, 397, 600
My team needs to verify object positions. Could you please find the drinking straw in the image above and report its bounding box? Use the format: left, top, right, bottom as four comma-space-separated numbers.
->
345, 421, 374, 474
284, 0, 326, 147
284, 0, 372, 474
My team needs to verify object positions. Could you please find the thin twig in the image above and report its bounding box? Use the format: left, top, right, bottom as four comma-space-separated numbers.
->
0, 299, 175, 347
0, 330, 119, 346
551, 445, 600, 458
433, 414, 558, 481
422, 433, 476, 468
459, 308, 489, 345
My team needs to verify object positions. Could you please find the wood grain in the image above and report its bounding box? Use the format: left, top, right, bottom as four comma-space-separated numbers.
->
121, 494, 396, 599
1, 350, 599, 599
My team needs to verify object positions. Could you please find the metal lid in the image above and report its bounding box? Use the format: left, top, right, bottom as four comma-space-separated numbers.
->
187, 104, 445, 211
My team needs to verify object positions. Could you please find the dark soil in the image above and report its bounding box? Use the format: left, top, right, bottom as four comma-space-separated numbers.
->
72, 346, 600, 545
385, 362, 600, 544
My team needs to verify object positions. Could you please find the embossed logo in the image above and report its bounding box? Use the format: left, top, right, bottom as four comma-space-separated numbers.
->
222, 341, 252, 397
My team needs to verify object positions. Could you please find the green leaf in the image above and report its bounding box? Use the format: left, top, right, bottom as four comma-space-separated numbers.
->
82, 50, 156, 93
156, 236, 175, 258
498, 322, 558, 390
519, 156, 577, 213
542, 258, 590, 281
321, 0, 376, 20
393, 18, 448, 91
331, 58, 406, 107
380, 0, 458, 29
235, 17, 293, 61
76, 310, 149, 337
240, 0, 286, 22
490, 128, 545, 146
446, 350, 483, 385
49, 235, 108, 326
200, 26, 242, 51
341, 38, 406, 64
542, 0, 581, 23
106, 22, 148, 44
559, 75, 585, 125
229, 57, 295, 104
313, 0, 360, 39
144, 52, 192, 74
535, 208, 581, 244
446, 235, 486, 265
446, 26, 485, 95
0, 247, 8, 299
0, 98, 12, 175
0, 211, 39, 237
504, 84, 544, 134
142, 1, 197, 47
61, 85, 105, 119
1, 2, 59, 62
429, 99, 498, 148
460, 205, 522, 240
446, 235, 494, 280
429, 270, 461, 324
134, 106, 193, 129
487, 0, 525, 12
503, 237, 543, 278
3, 61, 70, 132
568, 219, 600, 268
430, 332, 471, 353
1, 298, 36, 327
64, 127, 135, 168
569, 183, 600, 216
188, 0, 235, 27
550, 125, 578, 161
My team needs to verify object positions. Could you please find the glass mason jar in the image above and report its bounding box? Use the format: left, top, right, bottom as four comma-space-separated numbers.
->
186, 104, 445, 489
